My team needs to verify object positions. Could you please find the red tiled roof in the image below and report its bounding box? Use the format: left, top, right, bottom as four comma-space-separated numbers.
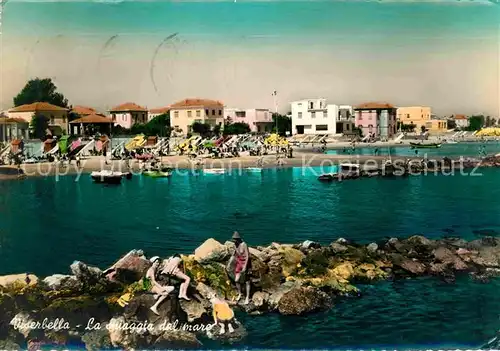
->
109, 102, 147, 112
454, 114, 468, 120
72, 105, 96, 116
149, 107, 170, 114
355, 102, 394, 109
169, 98, 224, 109
9, 102, 68, 112
70, 113, 113, 124
0, 117, 28, 124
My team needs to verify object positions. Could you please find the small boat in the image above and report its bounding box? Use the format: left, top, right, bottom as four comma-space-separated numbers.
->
143, 167, 172, 178
246, 167, 262, 173
318, 173, 337, 182
91, 170, 123, 184
410, 142, 441, 149
204, 168, 225, 175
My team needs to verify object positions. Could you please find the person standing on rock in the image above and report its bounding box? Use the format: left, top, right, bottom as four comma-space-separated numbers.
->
146, 256, 175, 315
227, 231, 251, 305
161, 254, 191, 301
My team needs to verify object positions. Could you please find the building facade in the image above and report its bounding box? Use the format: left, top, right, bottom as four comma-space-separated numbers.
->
109, 102, 148, 129
8, 102, 69, 135
290, 98, 339, 135
453, 114, 469, 129
148, 107, 170, 122
0, 115, 29, 142
396, 106, 431, 131
225, 108, 273, 133
169, 98, 224, 135
354, 102, 397, 139
337, 105, 355, 134
425, 119, 448, 133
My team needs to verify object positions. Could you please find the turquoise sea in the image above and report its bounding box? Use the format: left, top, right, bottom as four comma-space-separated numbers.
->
1, 168, 500, 349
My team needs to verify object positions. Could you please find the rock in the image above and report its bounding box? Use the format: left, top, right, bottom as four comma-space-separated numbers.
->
104, 250, 151, 284
336, 238, 349, 244
0, 340, 21, 349
42, 274, 80, 291
267, 281, 302, 310
330, 243, 348, 253
301, 240, 320, 250
195, 282, 218, 301
123, 293, 187, 325
457, 248, 473, 255
387, 237, 399, 246
399, 260, 426, 275
0, 274, 38, 289
366, 243, 378, 253
81, 327, 112, 351
154, 329, 202, 348
330, 262, 355, 281
251, 291, 269, 309
10, 312, 34, 338
277, 286, 331, 315
108, 316, 136, 348
407, 235, 434, 247
179, 299, 208, 323
279, 247, 305, 277
206, 319, 247, 343
194, 238, 230, 263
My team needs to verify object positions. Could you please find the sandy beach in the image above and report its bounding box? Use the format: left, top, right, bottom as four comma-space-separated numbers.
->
0, 152, 425, 179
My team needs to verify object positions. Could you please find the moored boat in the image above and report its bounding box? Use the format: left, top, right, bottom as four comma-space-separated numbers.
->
246, 167, 262, 173
91, 170, 123, 184
410, 142, 441, 149
204, 168, 225, 175
143, 167, 172, 178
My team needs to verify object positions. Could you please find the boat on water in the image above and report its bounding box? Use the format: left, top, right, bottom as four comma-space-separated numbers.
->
410, 142, 442, 149
91, 170, 123, 184
143, 167, 172, 178
246, 167, 262, 173
204, 168, 225, 175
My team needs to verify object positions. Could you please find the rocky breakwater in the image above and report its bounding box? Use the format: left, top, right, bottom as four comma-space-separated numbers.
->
1, 236, 500, 349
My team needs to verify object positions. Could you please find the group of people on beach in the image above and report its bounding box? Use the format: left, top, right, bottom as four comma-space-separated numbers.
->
143, 231, 251, 334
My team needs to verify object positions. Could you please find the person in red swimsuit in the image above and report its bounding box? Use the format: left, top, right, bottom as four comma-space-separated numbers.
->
227, 231, 251, 305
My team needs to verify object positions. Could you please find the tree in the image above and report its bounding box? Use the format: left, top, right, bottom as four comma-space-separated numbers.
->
213, 124, 222, 137
30, 112, 49, 140
223, 122, 250, 136
14, 78, 68, 107
144, 112, 171, 137
272, 113, 292, 136
191, 122, 211, 137
447, 119, 457, 130
467, 115, 484, 131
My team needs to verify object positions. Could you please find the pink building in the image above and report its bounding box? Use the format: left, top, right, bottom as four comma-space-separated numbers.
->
109, 102, 148, 129
354, 102, 397, 139
225, 108, 273, 133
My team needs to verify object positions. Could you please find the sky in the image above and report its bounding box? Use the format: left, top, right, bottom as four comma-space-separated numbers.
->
0, 0, 499, 116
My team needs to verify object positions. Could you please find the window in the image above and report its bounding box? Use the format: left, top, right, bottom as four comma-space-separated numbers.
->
309, 102, 314, 109
212, 110, 215, 116
205, 109, 209, 115
63, 116, 66, 123
407, 114, 410, 118
195, 110, 200, 117
174, 111, 179, 118
311, 112, 316, 118
316, 125, 328, 131
298, 103, 302, 106
236, 111, 246, 118
112, 114, 116, 121
218, 110, 222, 116
187, 111, 192, 117
323, 111, 327, 118
50, 115, 55, 124
298, 112, 303, 118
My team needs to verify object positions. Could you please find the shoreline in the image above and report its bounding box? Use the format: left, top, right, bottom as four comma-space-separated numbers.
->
0, 152, 493, 179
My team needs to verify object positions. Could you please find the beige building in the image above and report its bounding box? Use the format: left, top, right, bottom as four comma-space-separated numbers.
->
396, 106, 431, 131
397, 106, 447, 133
148, 106, 170, 122
8, 102, 69, 135
169, 98, 224, 135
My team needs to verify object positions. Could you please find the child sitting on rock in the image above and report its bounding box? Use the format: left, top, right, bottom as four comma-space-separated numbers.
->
209, 292, 236, 335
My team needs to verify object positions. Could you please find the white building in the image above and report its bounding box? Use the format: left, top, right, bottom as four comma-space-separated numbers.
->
291, 99, 353, 135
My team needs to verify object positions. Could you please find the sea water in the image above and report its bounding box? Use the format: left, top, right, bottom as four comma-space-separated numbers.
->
1, 168, 499, 349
